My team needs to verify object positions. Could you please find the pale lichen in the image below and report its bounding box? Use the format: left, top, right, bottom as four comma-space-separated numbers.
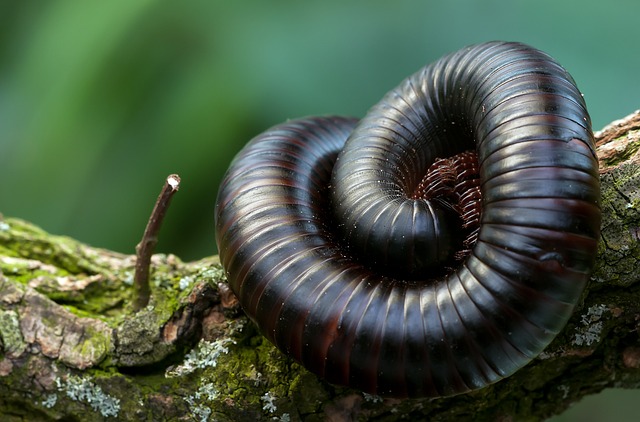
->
55, 375, 120, 418
123, 272, 134, 286
179, 276, 193, 290
184, 382, 219, 422
261, 391, 277, 414
184, 401, 212, 422
573, 304, 609, 346
165, 338, 236, 378
558, 385, 570, 399
40, 393, 57, 408
363, 392, 383, 403
198, 265, 227, 282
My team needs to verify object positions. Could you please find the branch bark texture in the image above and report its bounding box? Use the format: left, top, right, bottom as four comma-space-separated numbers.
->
0, 111, 639, 421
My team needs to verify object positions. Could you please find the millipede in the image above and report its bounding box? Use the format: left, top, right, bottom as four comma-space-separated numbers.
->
214, 41, 601, 398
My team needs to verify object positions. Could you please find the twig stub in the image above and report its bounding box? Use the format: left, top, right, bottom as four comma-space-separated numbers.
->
133, 174, 180, 311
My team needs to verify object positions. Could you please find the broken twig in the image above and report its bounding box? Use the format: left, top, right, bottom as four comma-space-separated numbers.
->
133, 174, 180, 310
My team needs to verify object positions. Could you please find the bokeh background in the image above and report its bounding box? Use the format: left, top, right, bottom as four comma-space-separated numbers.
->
0, 1, 638, 419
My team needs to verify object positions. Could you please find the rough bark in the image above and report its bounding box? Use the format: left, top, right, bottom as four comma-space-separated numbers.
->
0, 111, 639, 422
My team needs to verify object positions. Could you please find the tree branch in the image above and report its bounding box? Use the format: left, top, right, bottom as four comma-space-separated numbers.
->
0, 111, 638, 421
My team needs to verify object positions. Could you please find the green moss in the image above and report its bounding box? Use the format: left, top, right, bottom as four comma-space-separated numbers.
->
0, 310, 27, 357
159, 318, 314, 420
287, 372, 328, 415
71, 324, 112, 365
0, 218, 101, 274
600, 130, 640, 167
593, 160, 640, 287
114, 307, 176, 367
1, 217, 309, 419
0, 218, 214, 331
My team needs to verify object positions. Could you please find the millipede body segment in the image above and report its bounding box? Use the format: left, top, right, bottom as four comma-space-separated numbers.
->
214, 41, 601, 398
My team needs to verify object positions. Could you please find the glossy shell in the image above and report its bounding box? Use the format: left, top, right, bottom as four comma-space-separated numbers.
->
215, 42, 601, 398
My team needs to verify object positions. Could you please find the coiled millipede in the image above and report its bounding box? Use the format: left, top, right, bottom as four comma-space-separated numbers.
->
215, 41, 601, 398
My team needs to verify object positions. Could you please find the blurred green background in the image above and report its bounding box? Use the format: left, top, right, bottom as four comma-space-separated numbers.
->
0, 1, 638, 419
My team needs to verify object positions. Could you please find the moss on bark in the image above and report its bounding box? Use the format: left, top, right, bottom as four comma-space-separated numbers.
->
0, 111, 639, 421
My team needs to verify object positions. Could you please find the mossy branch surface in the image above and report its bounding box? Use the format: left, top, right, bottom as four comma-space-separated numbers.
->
0, 111, 639, 421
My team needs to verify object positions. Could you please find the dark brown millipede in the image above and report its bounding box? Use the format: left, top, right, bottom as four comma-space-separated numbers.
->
214, 41, 601, 398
